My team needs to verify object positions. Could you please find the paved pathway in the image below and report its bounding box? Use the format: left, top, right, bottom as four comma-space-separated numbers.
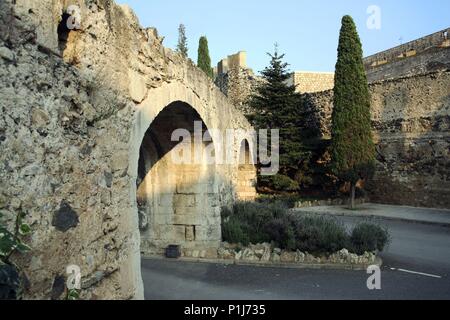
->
292, 203, 450, 226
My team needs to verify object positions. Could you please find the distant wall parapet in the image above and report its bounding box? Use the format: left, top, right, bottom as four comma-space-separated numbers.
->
364, 28, 450, 82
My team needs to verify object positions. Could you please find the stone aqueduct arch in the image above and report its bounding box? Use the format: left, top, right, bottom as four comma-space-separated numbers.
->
129, 82, 258, 258
125, 82, 257, 299
0, 0, 257, 299
95, 8, 258, 299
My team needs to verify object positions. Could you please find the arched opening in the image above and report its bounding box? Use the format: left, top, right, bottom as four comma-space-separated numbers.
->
136, 101, 221, 256
236, 139, 257, 201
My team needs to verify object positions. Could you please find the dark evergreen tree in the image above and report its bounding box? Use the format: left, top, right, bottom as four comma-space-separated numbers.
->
249, 46, 312, 190
176, 24, 188, 58
197, 36, 213, 78
331, 15, 375, 209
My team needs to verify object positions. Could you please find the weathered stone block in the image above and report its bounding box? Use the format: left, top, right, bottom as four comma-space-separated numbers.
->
173, 225, 186, 242
31, 108, 49, 127
157, 194, 173, 208
111, 152, 128, 172
280, 251, 296, 263
128, 70, 147, 103
174, 206, 202, 216
0, 46, 14, 61
185, 225, 195, 241
195, 225, 221, 241
173, 213, 201, 226
173, 194, 196, 208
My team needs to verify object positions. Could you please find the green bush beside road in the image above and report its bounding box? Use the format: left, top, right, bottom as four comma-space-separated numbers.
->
350, 223, 390, 255
221, 202, 390, 256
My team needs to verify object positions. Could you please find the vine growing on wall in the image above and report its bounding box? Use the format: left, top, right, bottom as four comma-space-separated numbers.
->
0, 211, 32, 299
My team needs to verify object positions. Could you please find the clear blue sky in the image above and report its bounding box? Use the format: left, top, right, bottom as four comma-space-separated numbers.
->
117, 0, 449, 74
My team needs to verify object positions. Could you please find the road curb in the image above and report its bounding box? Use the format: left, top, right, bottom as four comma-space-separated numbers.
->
141, 255, 383, 271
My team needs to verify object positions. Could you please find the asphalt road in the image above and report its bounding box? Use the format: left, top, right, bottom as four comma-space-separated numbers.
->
141, 216, 450, 300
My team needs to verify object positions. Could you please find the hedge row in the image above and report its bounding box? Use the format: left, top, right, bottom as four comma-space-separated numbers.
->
221, 202, 390, 255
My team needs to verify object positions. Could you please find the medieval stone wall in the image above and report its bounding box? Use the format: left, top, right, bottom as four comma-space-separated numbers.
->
364, 28, 450, 82
215, 67, 262, 115
0, 0, 255, 300
217, 51, 247, 75
301, 70, 450, 209
288, 71, 335, 93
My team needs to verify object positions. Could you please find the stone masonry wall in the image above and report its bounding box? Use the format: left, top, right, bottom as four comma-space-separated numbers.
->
217, 51, 247, 75
302, 70, 450, 209
288, 71, 335, 94
364, 28, 450, 82
215, 67, 262, 115
0, 0, 254, 299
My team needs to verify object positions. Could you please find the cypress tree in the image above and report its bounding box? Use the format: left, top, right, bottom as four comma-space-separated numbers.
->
197, 36, 213, 78
331, 15, 375, 209
176, 24, 188, 58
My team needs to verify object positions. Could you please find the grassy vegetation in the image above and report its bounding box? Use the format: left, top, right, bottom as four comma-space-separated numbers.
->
221, 202, 390, 256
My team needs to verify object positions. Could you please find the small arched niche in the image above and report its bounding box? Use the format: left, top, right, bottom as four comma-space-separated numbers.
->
236, 139, 257, 201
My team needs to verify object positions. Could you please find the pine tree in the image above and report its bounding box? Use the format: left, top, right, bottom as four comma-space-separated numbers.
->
176, 24, 188, 58
249, 46, 311, 190
331, 15, 375, 209
197, 36, 213, 78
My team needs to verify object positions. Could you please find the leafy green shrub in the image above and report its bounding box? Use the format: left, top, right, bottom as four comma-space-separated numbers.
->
0, 212, 31, 262
272, 174, 300, 192
221, 216, 250, 246
264, 217, 296, 250
350, 223, 390, 255
257, 193, 335, 209
293, 215, 349, 255
257, 194, 304, 209
230, 202, 270, 245
221, 202, 391, 257
221, 201, 288, 245
67, 289, 80, 300
0, 211, 31, 300
259, 174, 300, 192
220, 206, 233, 220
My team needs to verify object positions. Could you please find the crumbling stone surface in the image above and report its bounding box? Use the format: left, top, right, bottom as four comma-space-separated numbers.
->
302, 70, 450, 209
0, 0, 255, 299
208, 243, 377, 267
215, 67, 262, 116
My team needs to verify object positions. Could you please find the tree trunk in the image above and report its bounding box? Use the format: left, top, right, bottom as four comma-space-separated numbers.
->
350, 183, 356, 210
